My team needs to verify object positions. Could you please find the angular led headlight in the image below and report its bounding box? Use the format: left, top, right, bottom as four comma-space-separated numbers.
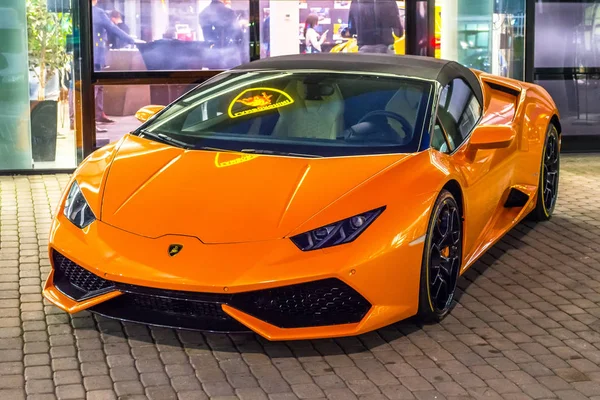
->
63, 181, 96, 229
291, 207, 385, 251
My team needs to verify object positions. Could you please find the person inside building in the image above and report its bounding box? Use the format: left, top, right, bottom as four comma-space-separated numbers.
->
348, 0, 403, 54
107, 10, 131, 49
199, 0, 238, 48
199, 0, 242, 69
92, 0, 138, 124
304, 14, 328, 53
262, 13, 270, 57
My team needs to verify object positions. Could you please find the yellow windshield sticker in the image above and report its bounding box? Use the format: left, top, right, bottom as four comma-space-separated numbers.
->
228, 87, 294, 118
214, 152, 259, 168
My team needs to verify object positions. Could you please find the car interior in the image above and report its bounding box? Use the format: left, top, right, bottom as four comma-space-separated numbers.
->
167, 74, 431, 152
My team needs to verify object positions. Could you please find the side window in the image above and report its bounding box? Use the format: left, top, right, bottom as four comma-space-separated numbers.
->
437, 78, 481, 150
431, 120, 450, 153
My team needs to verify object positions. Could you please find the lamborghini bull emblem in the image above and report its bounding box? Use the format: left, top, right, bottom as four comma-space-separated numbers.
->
228, 87, 294, 118
168, 244, 183, 257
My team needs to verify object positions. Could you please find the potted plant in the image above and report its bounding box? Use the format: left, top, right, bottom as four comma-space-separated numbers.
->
26, 0, 71, 162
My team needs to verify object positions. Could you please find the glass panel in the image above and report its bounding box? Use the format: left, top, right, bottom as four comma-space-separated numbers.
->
437, 78, 480, 148
92, 0, 250, 71
0, 1, 31, 170
438, 0, 525, 80
535, 2, 600, 69
0, 0, 79, 171
259, 0, 406, 58
535, 1, 600, 138
94, 83, 198, 148
535, 76, 600, 137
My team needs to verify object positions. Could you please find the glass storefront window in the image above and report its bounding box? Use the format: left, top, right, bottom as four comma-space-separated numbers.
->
92, 0, 250, 71
259, 0, 406, 58
535, 1, 600, 138
438, 0, 525, 80
0, 0, 79, 170
94, 83, 198, 148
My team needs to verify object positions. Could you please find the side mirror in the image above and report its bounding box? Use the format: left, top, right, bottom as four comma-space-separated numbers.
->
468, 124, 515, 150
135, 105, 165, 123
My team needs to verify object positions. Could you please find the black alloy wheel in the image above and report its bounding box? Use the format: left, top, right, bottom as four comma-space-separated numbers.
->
531, 124, 560, 221
418, 189, 462, 322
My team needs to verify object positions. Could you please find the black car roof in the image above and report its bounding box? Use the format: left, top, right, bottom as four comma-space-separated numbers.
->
234, 53, 483, 106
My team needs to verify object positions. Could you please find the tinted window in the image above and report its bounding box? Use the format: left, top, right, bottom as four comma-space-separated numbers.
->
431, 120, 450, 153
139, 71, 433, 157
437, 78, 481, 150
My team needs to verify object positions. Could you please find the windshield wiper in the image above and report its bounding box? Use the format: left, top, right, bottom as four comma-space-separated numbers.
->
195, 146, 238, 153
240, 149, 323, 158
139, 130, 192, 149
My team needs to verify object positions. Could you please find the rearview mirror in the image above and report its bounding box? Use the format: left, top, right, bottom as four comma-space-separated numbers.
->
135, 105, 166, 123
468, 125, 515, 150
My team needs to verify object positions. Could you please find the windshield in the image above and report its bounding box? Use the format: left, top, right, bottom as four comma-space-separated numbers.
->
136, 70, 433, 157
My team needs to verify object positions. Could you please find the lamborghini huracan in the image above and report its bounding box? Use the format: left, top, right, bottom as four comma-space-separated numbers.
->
44, 54, 561, 340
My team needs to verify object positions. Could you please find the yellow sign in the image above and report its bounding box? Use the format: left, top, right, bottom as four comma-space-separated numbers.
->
214, 152, 259, 168
228, 87, 294, 118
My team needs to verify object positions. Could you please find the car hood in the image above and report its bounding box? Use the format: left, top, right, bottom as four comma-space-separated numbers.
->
100, 135, 409, 243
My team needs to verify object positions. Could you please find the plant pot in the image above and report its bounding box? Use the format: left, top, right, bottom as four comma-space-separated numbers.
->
30, 100, 58, 162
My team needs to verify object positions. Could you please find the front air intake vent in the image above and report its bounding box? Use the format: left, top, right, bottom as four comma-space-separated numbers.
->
52, 251, 115, 301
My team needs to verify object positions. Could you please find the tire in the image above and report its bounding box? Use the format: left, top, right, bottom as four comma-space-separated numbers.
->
417, 189, 462, 322
530, 124, 560, 221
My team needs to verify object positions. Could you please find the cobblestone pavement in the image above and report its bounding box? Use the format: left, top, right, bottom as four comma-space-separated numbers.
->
1, 154, 600, 400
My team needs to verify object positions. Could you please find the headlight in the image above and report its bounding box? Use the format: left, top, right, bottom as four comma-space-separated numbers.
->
63, 181, 96, 229
290, 207, 385, 251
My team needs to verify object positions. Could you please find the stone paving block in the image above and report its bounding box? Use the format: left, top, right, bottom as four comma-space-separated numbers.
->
26, 379, 54, 395
146, 385, 178, 400
83, 375, 113, 391
236, 388, 270, 400
291, 383, 324, 399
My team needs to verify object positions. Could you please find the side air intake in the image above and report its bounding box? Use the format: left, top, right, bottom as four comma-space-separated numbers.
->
504, 188, 530, 208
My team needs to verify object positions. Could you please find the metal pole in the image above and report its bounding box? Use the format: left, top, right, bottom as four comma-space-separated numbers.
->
77, 0, 96, 159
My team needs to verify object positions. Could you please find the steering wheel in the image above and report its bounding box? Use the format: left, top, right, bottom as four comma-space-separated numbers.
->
358, 110, 413, 139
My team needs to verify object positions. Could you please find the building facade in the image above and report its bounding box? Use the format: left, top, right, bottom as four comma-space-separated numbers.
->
0, 0, 597, 172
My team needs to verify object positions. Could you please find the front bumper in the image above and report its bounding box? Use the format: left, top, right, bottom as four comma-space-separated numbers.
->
44, 215, 425, 340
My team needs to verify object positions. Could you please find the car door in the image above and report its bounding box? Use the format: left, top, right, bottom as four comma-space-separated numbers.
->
434, 78, 510, 264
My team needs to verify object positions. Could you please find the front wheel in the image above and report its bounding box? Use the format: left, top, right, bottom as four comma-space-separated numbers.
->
530, 123, 560, 221
417, 190, 462, 322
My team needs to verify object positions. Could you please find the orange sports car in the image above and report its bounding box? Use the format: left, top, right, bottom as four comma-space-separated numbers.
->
44, 54, 561, 340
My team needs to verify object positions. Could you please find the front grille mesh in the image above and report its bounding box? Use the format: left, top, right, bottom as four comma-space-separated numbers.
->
230, 278, 371, 328
53, 251, 114, 298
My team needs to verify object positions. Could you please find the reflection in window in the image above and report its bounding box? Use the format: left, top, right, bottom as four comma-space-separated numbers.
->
92, 0, 250, 71
432, 121, 450, 153
534, 2, 600, 138
437, 78, 481, 148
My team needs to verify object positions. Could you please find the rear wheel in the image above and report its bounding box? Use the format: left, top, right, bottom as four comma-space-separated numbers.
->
418, 190, 462, 322
530, 124, 560, 221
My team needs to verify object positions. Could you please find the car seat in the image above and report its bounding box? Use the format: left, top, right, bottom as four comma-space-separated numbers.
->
272, 80, 344, 140
384, 86, 423, 143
